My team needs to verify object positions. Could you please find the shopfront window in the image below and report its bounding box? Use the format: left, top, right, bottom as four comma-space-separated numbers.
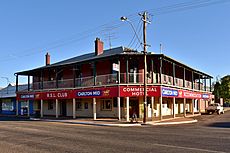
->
101, 99, 112, 110
2, 99, 13, 111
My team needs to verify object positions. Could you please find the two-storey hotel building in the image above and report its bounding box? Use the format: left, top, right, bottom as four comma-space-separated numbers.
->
15, 38, 213, 121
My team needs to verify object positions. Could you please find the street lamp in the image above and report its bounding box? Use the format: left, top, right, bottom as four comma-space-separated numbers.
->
121, 12, 150, 123
120, 16, 143, 48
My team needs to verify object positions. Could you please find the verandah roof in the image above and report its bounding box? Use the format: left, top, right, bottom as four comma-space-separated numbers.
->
15, 46, 212, 79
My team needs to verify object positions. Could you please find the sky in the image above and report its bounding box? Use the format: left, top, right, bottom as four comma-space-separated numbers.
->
0, 0, 230, 87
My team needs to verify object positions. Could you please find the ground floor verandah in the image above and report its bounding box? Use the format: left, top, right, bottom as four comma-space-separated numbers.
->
16, 85, 213, 121
15, 96, 212, 122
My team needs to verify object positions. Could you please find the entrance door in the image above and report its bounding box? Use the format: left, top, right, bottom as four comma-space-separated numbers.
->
60, 101, 67, 116
129, 99, 139, 118
194, 99, 199, 112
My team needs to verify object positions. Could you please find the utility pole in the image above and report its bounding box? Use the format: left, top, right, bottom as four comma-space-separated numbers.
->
121, 11, 150, 124
141, 11, 150, 124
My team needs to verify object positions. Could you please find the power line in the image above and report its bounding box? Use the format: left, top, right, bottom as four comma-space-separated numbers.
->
127, 19, 142, 49
0, 0, 229, 62
149, 0, 230, 16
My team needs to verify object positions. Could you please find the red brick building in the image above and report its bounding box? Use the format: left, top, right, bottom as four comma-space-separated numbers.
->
15, 38, 213, 121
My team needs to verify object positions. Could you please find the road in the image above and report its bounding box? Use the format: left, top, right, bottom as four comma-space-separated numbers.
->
0, 112, 229, 153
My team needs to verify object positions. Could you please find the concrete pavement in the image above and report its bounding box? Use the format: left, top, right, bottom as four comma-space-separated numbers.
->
30, 116, 198, 127
5, 107, 230, 127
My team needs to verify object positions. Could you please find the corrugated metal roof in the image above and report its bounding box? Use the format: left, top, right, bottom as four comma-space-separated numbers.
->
16, 46, 135, 75
0, 84, 28, 98
15, 46, 212, 78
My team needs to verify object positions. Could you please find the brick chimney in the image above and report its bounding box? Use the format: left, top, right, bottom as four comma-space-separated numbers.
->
45, 52, 50, 66
95, 38, 104, 56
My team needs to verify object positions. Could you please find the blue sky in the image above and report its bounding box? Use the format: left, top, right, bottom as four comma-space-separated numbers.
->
0, 0, 229, 87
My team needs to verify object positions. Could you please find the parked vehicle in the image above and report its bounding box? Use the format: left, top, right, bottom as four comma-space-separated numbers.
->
223, 102, 230, 107
205, 103, 224, 115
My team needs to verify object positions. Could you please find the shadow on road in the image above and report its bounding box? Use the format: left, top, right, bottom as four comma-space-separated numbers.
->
0, 116, 30, 122
208, 122, 230, 128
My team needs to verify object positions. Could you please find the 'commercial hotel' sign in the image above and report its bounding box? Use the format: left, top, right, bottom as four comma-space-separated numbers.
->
120, 86, 160, 97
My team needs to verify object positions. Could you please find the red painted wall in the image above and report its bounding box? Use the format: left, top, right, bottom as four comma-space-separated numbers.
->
63, 68, 73, 79
96, 60, 111, 75
81, 63, 93, 77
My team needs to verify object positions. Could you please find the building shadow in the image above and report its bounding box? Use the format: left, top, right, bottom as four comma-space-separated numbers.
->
208, 122, 230, 128
0, 116, 30, 122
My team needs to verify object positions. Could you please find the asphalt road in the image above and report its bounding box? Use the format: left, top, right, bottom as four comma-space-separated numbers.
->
0, 112, 230, 153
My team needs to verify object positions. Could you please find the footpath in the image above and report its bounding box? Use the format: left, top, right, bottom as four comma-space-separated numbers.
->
30, 115, 198, 127
8, 107, 230, 127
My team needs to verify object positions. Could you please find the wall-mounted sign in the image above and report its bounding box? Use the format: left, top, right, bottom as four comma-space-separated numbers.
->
112, 63, 119, 71
120, 86, 160, 97
38, 90, 74, 100
20, 94, 34, 99
75, 87, 118, 98
179, 90, 202, 99
162, 88, 178, 97
202, 94, 210, 99
76, 90, 102, 97
161, 87, 211, 99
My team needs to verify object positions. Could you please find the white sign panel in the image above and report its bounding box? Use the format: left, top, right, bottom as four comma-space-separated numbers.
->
112, 63, 119, 71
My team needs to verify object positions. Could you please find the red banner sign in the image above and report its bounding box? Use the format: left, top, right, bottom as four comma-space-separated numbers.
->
119, 86, 161, 97
178, 90, 202, 99
17, 87, 119, 100
17, 86, 211, 100
162, 87, 211, 99
37, 90, 74, 100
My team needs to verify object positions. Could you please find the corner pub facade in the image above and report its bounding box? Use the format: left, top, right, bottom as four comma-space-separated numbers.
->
15, 38, 213, 121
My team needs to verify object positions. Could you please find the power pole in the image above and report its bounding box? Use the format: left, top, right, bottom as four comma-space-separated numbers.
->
141, 11, 150, 124
121, 12, 150, 124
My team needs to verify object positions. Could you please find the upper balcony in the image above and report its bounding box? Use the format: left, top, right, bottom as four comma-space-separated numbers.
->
32, 73, 212, 92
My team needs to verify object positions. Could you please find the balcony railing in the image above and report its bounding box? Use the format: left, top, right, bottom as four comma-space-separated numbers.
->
95, 74, 117, 85
120, 73, 144, 84
58, 79, 74, 88
32, 73, 212, 92
76, 76, 94, 87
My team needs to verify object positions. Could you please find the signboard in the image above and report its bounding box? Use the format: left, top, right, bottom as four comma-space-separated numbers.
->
25, 90, 74, 100
76, 90, 102, 97
120, 86, 161, 97
202, 94, 210, 99
75, 87, 118, 98
162, 88, 178, 97
161, 87, 211, 99
112, 63, 119, 71
42, 90, 73, 100
17, 93, 35, 100
16, 86, 211, 100
178, 90, 202, 99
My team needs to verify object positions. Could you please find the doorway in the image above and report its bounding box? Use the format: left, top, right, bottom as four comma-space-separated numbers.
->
129, 99, 139, 118
60, 101, 67, 116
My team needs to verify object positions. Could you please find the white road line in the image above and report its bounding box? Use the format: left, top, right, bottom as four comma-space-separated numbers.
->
152, 143, 226, 153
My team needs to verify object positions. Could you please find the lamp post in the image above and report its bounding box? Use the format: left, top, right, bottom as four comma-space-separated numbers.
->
121, 12, 150, 123
120, 16, 143, 47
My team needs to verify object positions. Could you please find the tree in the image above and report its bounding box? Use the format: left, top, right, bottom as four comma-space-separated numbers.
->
213, 75, 230, 102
